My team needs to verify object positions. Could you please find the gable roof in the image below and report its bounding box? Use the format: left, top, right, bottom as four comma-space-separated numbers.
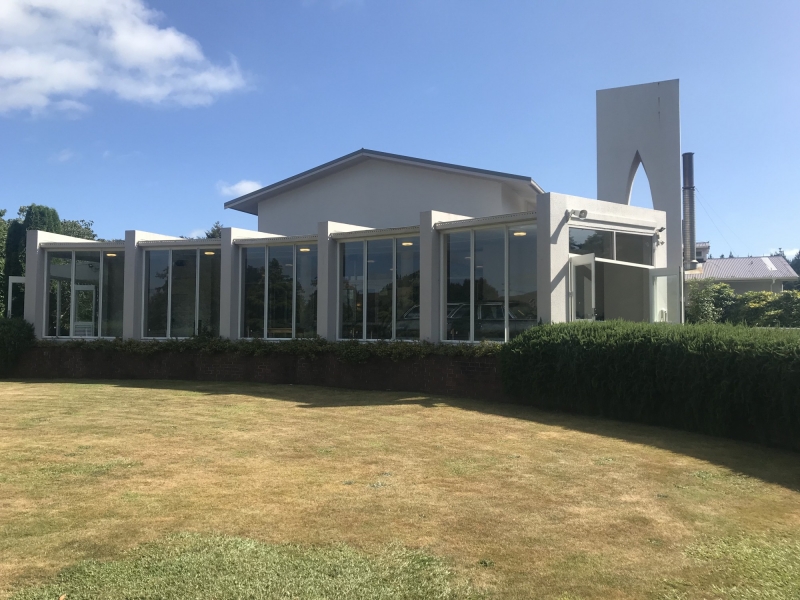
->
686, 255, 799, 281
224, 149, 545, 215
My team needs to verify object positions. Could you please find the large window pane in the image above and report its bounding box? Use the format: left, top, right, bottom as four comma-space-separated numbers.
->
46, 251, 72, 337
73, 251, 101, 337
508, 225, 538, 339
144, 250, 169, 337
366, 239, 393, 339
170, 249, 197, 337
339, 241, 363, 339
101, 251, 125, 338
616, 233, 653, 266
395, 237, 420, 340
295, 244, 318, 338
198, 249, 221, 336
474, 228, 505, 342
9, 281, 25, 319
242, 247, 265, 338
445, 232, 471, 341
569, 228, 613, 259
267, 245, 293, 338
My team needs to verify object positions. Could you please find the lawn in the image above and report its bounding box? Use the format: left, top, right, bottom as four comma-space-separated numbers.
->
1, 381, 799, 599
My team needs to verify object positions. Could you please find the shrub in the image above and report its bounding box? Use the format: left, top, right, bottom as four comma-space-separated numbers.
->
37, 336, 502, 364
0, 318, 36, 376
500, 321, 800, 451
686, 280, 800, 328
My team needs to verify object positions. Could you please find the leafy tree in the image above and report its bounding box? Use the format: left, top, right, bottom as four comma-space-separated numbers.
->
788, 251, 800, 291
61, 219, 97, 240
205, 221, 224, 239
684, 279, 736, 324
22, 204, 61, 234
3, 221, 27, 277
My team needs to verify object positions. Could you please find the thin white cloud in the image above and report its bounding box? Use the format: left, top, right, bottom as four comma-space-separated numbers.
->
770, 247, 799, 259
186, 228, 206, 239
217, 179, 263, 198
51, 148, 76, 163
0, 0, 246, 115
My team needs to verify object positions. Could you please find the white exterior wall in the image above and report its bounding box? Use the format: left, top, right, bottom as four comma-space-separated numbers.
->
596, 80, 682, 272
257, 159, 535, 236
536, 192, 667, 324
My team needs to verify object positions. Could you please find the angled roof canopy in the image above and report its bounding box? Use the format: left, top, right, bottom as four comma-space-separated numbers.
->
225, 148, 545, 215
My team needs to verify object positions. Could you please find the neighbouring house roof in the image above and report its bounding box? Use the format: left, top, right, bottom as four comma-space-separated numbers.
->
685, 255, 799, 281
224, 148, 545, 215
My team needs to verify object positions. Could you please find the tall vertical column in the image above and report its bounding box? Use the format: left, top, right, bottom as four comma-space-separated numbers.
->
536, 193, 570, 324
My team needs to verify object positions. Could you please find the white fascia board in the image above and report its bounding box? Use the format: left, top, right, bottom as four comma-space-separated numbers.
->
39, 241, 125, 249
137, 238, 222, 248
331, 225, 420, 240
434, 211, 537, 231
233, 234, 318, 246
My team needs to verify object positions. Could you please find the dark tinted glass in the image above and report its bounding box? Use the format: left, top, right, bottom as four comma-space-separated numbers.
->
569, 228, 613, 259
474, 228, 505, 341
339, 241, 363, 339
171, 249, 197, 337
366, 239, 393, 339
616, 233, 653, 265
242, 247, 265, 338
445, 232, 471, 340
101, 251, 125, 337
267, 245, 294, 338
295, 244, 318, 338
508, 225, 538, 339
198, 249, 221, 336
395, 237, 420, 340
46, 251, 72, 337
145, 250, 169, 337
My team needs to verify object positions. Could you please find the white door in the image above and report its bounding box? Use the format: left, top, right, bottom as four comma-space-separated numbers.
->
570, 254, 595, 321
73, 284, 97, 336
649, 268, 680, 323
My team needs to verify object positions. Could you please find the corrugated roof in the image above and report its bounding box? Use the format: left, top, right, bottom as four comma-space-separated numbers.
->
686, 255, 799, 281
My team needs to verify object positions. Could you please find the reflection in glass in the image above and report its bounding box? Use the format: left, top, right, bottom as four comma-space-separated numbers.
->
267, 245, 294, 338
101, 251, 125, 338
242, 247, 266, 338
145, 250, 169, 337
366, 239, 393, 339
508, 225, 537, 339
569, 228, 613, 259
46, 251, 72, 336
474, 228, 505, 341
340, 241, 363, 339
170, 249, 197, 337
9, 282, 25, 319
73, 251, 101, 337
395, 237, 420, 340
616, 233, 653, 266
198, 250, 221, 336
574, 264, 593, 319
295, 245, 318, 338
445, 232, 471, 340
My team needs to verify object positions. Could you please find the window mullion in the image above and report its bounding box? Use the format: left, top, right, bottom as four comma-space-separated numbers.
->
69, 251, 76, 337
264, 246, 269, 339
470, 230, 475, 342
166, 250, 173, 338
504, 227, 509, 343
292, 245, 297, 339
362, 241, 367, 340
98, 252, 104, 337
392, 239, 397, 340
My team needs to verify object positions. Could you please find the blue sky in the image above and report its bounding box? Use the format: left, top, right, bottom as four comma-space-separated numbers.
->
1, 0, 798, 258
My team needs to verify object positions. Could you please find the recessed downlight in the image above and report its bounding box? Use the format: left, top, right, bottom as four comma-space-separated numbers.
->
401, 241, 414, 246
106, 253, 117, 257
204, 251, 216, 256
299, 247, 311, 252
513, 231, 527, 237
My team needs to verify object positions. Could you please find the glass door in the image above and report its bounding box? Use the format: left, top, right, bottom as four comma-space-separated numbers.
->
649, 268, 680, 323
7, 276, 25, 319
570, 253, 595, 321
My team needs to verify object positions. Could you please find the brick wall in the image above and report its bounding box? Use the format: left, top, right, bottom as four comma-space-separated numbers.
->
11, 347, 504, 400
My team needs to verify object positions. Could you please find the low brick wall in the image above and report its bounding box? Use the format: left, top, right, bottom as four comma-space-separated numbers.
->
11, 346, 504, 400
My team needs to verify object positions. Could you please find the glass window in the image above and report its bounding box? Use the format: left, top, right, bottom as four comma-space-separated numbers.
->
170, 249, 197, 337
295, 244, 318, 338
267, 245, 294, 338
616, 233, 653, 266
144, 250, 169, 337
198, 249, 221, 337
46, 251, 72, 337
366, 239, 393, 339
73, 251, 101, 337
101, 251, 125, 338
474, 228, 505, 342
242, 247, 266, 338
339, 241, 364, 339
569, 228, 613, 259
395, 237, 420, 340
508, 225, 537, 339
445, 231, 471, 341
9, 281, 25, 319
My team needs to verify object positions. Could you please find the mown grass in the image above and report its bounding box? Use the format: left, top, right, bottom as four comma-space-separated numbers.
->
1, 380, 799, 599
11, 533, 479, 600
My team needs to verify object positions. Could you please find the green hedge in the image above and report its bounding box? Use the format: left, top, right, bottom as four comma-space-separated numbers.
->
37, 336, 502, 363
686, 280, 800, 327
500, 321, 800, 450
0, 318, 36, 376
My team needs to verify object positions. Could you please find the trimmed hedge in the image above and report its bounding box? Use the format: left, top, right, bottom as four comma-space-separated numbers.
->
37, 336, 502, 363
500, 321, 800, 451
0, 318, 36, 376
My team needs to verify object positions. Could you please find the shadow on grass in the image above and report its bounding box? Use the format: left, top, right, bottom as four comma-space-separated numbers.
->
9, 378, 800, 494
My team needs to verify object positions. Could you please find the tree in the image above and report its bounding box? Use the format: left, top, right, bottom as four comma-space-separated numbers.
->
205, 221, 223, 239
684, 279, 736, 324
22, 204, 61, 234
60, 219, 97, 240
787, 250, 800, 291
3, 204, 63, 278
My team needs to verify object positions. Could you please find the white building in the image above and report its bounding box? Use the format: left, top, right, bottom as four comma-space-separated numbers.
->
11, 80, 685, 342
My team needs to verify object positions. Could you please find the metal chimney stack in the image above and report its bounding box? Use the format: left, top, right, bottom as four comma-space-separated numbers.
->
682, 152, 698, 271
